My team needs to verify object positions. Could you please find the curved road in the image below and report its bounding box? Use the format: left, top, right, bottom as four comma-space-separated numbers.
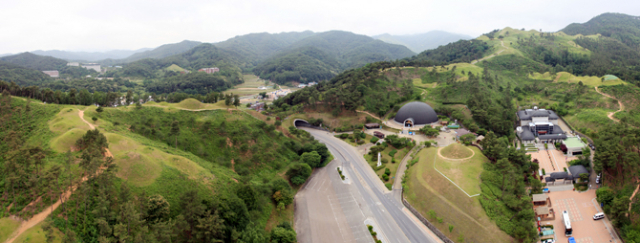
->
296, 128, 440, 243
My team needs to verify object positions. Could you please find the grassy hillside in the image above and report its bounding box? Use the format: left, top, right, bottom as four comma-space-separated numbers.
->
0, 53, 96, 79
1, 92, 326, 241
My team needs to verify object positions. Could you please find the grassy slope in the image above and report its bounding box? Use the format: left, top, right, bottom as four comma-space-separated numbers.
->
0, 217, 21, 242
529, 71, 627, 86
436, 144, 484, 195
365, 145, 410, 186
11, 221, 64, 243
405, 147, 512, 243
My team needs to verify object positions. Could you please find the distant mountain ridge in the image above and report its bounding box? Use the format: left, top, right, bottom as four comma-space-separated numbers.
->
562, 13, 640, 48
373, 31, 474, 53
31, 48, 151, 62
251, 30, 415, 83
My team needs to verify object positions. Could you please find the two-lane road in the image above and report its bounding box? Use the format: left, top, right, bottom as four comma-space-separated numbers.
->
296, 128, 439, 243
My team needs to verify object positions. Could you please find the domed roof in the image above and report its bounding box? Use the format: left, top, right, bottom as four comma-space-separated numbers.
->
394, 101, 438, 125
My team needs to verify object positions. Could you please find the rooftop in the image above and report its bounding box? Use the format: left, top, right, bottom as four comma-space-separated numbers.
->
535, 206, 550, 215
532, 193, 549, 202
563, 137, 587, 149
568, 165, 589, 177
517, 109, 559, 120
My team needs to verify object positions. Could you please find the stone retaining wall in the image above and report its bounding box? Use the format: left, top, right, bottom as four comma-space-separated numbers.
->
402, 196, 454, 243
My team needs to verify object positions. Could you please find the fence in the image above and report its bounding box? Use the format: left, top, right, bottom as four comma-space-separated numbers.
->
402, 190, 454, 243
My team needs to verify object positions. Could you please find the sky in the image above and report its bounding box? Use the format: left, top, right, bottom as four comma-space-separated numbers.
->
1, 0, 639, 54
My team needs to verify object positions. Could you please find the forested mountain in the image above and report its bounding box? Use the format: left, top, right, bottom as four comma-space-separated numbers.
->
0, 52, 68, 71
254, 31, 415, 84
373, 31, 474, 53
214, 31, 316, 65
100, 40, 202, 65
0, 53, 95, 80
562, 13, 640, 49
32, 48, 151, 61
0, 60, 52, 86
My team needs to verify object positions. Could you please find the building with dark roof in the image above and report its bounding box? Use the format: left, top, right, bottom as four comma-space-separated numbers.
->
393, 101, 438, 127
516, 107, 566, 143
568, 165, 589, 182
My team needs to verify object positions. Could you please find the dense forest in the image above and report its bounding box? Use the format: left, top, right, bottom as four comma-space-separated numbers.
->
99, 40, 203, 65
253, 31, 414, 84
0, 61, 53, 86
272, 61, 415, 118
408, 39, 491, 65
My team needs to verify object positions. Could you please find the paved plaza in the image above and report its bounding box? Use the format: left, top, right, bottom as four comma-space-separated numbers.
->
545, 190, 620, 243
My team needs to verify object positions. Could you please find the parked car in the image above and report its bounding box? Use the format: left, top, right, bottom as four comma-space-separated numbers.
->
593, 212, 605, 220
596, 173, 601, 184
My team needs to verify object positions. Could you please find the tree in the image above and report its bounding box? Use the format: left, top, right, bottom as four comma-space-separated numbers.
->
270, 224, 297, 243
301, 151, 322, 168
225, 94, 232, 106
170, 120, 180, 148
194, 210, 225, 242
92, 116, 98, 123
42, 219, 56, 243
460, 133, 476, 145
126, 89, 133, 105
146, 195, 170, 223
233, 94, 240, 108
286, 163, 312, 185
96, 106, 104, 112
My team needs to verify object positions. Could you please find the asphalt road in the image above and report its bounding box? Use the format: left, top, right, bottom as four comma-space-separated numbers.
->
296, 128, 439, 243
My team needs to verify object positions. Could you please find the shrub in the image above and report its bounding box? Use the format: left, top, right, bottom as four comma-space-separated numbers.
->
381, 158, 388, 164
340, 133, 349, 139
389, 149, 397, 157
427, 210, 436, 219
370, 137, 379, 143
382, 174, 389, 181
359, 132, 366, 139
357, 140, 365, 145
385, 183, 392, 190
384, 168, 391, 176
266, 117, 271, 121
437, 217, 443, 223
275, 120, 282, 127
113, 121, 120, 126
92, 117, 98, 123
391, 158, 396, 164
542, 168, 546, 175
96, 106, 104, 112
246, 103, 252, 107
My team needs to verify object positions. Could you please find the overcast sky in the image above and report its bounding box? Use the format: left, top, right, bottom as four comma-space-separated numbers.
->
1, 0, 639, 53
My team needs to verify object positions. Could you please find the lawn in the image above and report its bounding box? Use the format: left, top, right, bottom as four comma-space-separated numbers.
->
435, 144, 484, 196
10, 221, 64, 243
405, 147, 513, 243
366, 145, 411, 187
0, 217, 21, 242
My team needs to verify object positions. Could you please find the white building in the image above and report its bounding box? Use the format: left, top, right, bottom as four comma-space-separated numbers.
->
81, 63, 101, 73
67, 62, 79, 67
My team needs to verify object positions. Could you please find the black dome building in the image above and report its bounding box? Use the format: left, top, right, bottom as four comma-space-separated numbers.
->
394, 101, 438, 127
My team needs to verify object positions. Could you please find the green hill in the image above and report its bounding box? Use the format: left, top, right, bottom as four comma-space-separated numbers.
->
0, 60, 52, 86
120, 40, 202, 63
0, 52, 96, 79
562, 13, 640, 49
254, 31, 415, 84
214, 31, 316, 65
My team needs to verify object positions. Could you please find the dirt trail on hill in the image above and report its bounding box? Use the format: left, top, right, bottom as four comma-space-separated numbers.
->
471, 41, 506, 64
4, 110, 113, 243
355, 110, 382, 120
629, 181, 640, 216
595, 86, 623, 123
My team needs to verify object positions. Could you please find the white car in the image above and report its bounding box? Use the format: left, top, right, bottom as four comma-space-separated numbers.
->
596, 173, 601, 184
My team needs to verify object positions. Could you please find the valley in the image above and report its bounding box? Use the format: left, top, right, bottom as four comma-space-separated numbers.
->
3, 10, 640, 243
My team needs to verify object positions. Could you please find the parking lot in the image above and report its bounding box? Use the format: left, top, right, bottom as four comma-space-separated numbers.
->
544, 190, 619, 243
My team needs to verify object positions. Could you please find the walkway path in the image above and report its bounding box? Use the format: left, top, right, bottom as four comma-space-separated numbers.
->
628, 180, 640, 216
595, 86, 623, 123
5, 109, 112, 243
471, 41, 507, 65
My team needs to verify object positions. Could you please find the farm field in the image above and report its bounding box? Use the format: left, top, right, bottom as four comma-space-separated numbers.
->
404, 146, 512, 243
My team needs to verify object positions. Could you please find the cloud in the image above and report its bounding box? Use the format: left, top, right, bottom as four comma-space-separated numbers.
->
0, 0, 639, 53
